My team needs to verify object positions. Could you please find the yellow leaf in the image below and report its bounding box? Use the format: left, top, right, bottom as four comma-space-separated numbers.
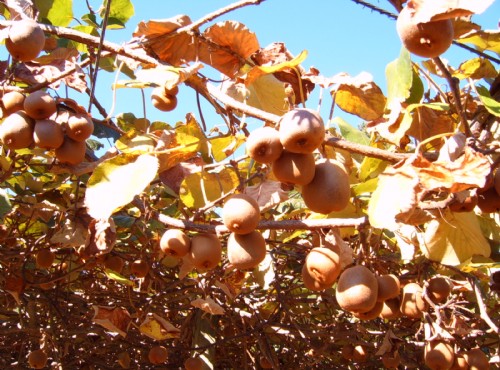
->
245, 50, 308, 86
457, 29, 500, 55
421, 211, 491, 266
139, 313, 181, 340
115, 130, 155, 154
105, 269, 135, 287
452, 58, 498, 80
245, 73, 288, 116
210, 133, 246, 162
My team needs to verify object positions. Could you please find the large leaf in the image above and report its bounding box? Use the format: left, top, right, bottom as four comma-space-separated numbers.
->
385, 48, 413, 104
334, 117, 370, 146
476, 85, 500, 117
408, 0, 495, 22
35, 0, 73, 27
245, 50, 307, 86
457, 30, 500, 55
85, 154, 159, 219
421, 211, 491, 265
92, 306, 131, 337
452, 58, 498, 80
139, 313, 181, 340
101, 0, 134, 29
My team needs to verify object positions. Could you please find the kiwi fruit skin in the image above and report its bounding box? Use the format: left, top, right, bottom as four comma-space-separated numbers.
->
1, 91, 25, 115
190, 233, 222, 271
427, 276, 452, 304
24, 91, 57, 120
33, 119, 64, 149
400, 282, 428, 318
160, 229, 191, 258
477, 187, 500, 213
104, 255, 125, 274
379, 297, 403, 320
376, 274, 401, 302
335, 265, 378, 313
302, 247, 341, 288
6, 19, 45, 62
227, 230, 266, 270
151, 87, 177, 112
55, 136, 86, 165
0, 110, 35, 149
148, 345, 168, 365
396, 5, 454, 58
272, 150, 315, 185
278, 108, 325, 154
184, 357, 204, 370
28, 349, 48, 369
222, 193, 260, 235
353, 300, 384, 320
464, 348, 489, 370
65, 113, 94, 142
381, 351, 401, 369
424, 340, 455, 370
130, 259, 150, 278
301, 159, 350, 214
246, 126, 283, 164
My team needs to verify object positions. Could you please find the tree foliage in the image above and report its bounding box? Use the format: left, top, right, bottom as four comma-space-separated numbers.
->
0, 0, 499, 369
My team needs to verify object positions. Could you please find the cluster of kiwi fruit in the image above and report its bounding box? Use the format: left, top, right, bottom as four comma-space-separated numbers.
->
0, 90, 93, 165
151, 84, 179, 112
396, 4, 454, 58
246, 108, 350, 214
425, 342, 491, 370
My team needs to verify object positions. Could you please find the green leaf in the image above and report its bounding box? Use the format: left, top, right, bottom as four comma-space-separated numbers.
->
0, 188, 12, 218
476, 85, 500, 117
69, 25, 99, 53
35, 0, 73, 27
101, 0, 134, 29
406, 68, 424, 105
105, 269, 135, 287
85, 154, 159, 219
386, 47, 412, 104
333, 117, 370, 146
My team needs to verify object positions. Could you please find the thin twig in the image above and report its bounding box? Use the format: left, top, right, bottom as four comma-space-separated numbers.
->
469, 276, 499, 333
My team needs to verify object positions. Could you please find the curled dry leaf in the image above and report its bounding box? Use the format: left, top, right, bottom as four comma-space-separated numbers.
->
82, 218, 117, 258
191, 297, 226, 315
139, 313, 181, 340
50, 218, 89, 248
407, 0, 495, 23
324, 228, 353, 269
92, 306, 131, 337
244, 180, 289, 212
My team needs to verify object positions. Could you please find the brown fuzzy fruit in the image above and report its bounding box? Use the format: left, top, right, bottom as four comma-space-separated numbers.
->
34, 119, 64, 149
278, 108, 325, 153
381, 351, 401, 369
353, 300, 384, 320
341, 344, 354, 360
336, 265, 378, 313
427, 276, 452, 304
130, 259, 150, 278
160, 229, 191, 258
246, 126, 283, 163
396, 5, 454, 58
1, 91, 25, 115
477, 187, 500, 213
400, 282, 428, 318
148, 345, 168, 365
0, 110, 35, 149
151, 87, 177, 112
425, 341, 455, 370
36, 248, 55, 269
272, 150, 315, 185
55, 136, 86, 165
302, 247, 341, 290
6, 19, 45, 61
494, 169, 500, 197
227, 231, 266, 270
190, 233, 222, 271
379, 297, 403, 320
352, 345, 369, 363
259, 355, 273, 369
28, 349, 48, 369
65, 114, 94, 142
104, 255, 125, 274
24, 91, 57, 120
450, 354, 469, 370
222, 193, 260, 235
184, 357, 204, 370
464, 348, 489, 370
376, 274, 401, 302
301, 159, 350, 214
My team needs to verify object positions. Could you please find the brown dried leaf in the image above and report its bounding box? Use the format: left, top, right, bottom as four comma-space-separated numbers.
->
244, 180, 288, 212
324, 228, 353, 269
408, 0, 495, 23
92, 306, 131, 337
83, 218, 117, 258
366, 100, 413, 147
50, 218, 88, 248
159, 156, 204, 194
406, 106, 454, 148
191, 297, 225, 315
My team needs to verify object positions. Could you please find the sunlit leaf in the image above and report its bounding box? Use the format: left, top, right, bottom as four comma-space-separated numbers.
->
457, 29, 500, 55
50, 218, 88, 248
69, 25, 99, 53
245, 73, 288, 116
421, 211, 491, 266
452, 58, 498, 80
409, 0, 495, 23
101, 0, 134, 29
476, 85, 500, 117
333, 117, 370, 146
210, 133, 245, 162
386, 47, 412, 104
105, 269, 135, 287
85, 154, 159, 220
139, 313, 181, 340
92, 306, 131, 337
0, 188, 12, 218
253, 253, 275, 290
245, 180, 288, 212
245, 50, 307, 86
115, 130, 155, 154
352, 177, 378, 196
35, 0, 73, 27
191, 297, 225, 315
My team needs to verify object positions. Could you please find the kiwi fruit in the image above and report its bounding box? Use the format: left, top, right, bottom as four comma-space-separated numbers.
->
55, 136, 87, 165
301, 159, 350, 214
278, 108, 325, 153
353, 300, 384, 320
477, 187, 500, 213
258, 355, 273, 369
227, 230, 266, 270
246, 126, 283, 163
151, 87, 178, 112
24, 91, 57, 120
65, 113, 94, 142
302, 247, 341, 290
381, 350, 401, 369
160, 229, 191, 258
272, 150, 315, 185
464, 348, 489, 370
396, 5, 454, 58
104, 255, 125, 274
1, 91, 25, 115
222, 193, 260, 235
379, 297, 403, 320
130, 259, 150, 278
35, 248, 55, 269
400, 282, 428, 318
427, 276, 452, 304
376, 274, 401, 302
0, 110, 35, 149
184, 357, 204, 370
6, 19, 45, 62
352, 345, 369, 363
341, 344, 354, 360
190, 233, 222, 271
424, 340, 455, 370
336, 265, 378, 313
450, 354, 469, 370
28, 349, 48, 369
494, 169, 500, 196
148, 345, 168, 365
33, 119, 64, 149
